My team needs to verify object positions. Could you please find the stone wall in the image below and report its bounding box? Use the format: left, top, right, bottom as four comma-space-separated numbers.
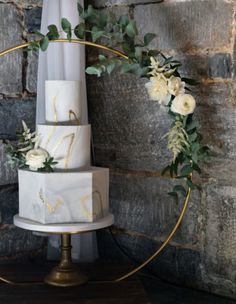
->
0, 0, 235, 299
0, 0, 44, 262
88, 0, 236, 299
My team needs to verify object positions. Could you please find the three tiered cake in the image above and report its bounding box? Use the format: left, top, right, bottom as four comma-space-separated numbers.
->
18, 81, 109, 224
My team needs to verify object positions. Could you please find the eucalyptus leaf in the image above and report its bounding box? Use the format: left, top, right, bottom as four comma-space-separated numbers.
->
86, 66, 102, 77
61, 18, 72, 39
161, 165, 170, 176
92, 30, 105, 42
144, 33, 156, 46
98, 54, 106, 61
164, 56, 173, 65
173, 185, 187, 196
61, 18, 71, 32
189, 132, 198, 142
181, 165, 193, 177
120, 63, 138, 73
187, 120, 198, 131
107, 63, 116, 74
74, 23, 85, 39
77, 1, 84, 15
40, 36, 49, 51
192, 163, 201, 174
113, 32, 124, 43
35, 31, 45, 38
47, 24, 59, 40
135, 46, 143, 62
119, 15, 129, 27
125, 21, 138, 38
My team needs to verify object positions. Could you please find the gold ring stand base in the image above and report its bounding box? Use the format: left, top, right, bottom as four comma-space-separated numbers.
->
45, 234, 88, 287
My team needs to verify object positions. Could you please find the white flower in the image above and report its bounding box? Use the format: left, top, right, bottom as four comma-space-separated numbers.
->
168, 76, 185, 96
171, 94, 196, 116
148, 57, 165, 76
25, 148, 49, 171
145, 75, 171, 105
22, 120, 29, 133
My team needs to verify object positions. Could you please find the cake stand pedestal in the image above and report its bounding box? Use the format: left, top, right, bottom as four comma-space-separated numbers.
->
13, 214, 114, 287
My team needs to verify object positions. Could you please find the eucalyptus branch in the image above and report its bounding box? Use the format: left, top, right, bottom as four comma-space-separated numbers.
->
27, 2, 210, 203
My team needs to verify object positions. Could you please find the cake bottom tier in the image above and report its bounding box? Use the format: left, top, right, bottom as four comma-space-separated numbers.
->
18, 167, 109, 224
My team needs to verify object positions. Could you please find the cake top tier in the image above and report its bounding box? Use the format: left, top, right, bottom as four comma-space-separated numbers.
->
45, 80, 82, 124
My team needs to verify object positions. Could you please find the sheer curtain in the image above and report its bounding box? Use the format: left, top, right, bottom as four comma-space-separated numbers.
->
36, 0, 98, 262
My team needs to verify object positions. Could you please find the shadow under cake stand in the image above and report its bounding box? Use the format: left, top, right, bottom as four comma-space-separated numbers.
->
14, 214, 114, 287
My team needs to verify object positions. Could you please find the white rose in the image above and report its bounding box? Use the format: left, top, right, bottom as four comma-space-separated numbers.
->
25, 148, 49, 171
168, 76, 185, 96
145, 76, 171, 105
171, 94, 196, 116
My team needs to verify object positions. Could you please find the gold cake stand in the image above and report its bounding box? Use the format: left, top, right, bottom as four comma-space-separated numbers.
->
13, 214, 114, 287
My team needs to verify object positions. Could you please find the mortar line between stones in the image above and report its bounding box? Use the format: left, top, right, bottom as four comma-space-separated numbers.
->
108, 226, 199, 251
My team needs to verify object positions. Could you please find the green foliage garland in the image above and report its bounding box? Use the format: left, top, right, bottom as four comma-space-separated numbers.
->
28, 2, 210, 202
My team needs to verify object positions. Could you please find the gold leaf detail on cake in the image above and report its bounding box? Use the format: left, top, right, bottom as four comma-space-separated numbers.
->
51, 133, 75, 169
79, 190, 104, 220
45, 125, 57, 149
93, 190, 104, 218
52, 95, 58, 123
80, 194, 93, 221
69, 110, 80, 124
39, 189, 63, 214
64, 133, 75, 169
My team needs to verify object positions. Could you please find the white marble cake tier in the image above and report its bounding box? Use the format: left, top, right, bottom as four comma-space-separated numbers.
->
37, 124, 91, 170
18, 167, 109, 224
45, 80, 82, 124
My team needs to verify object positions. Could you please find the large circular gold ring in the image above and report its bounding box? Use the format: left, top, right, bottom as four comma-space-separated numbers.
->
0, 38, 192, 282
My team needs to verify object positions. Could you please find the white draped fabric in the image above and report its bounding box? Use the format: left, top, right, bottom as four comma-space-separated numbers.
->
36, 0, 98, 262
36, 0, 87, 124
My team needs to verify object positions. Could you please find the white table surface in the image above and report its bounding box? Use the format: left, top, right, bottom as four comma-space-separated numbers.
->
14, 214, 114, 234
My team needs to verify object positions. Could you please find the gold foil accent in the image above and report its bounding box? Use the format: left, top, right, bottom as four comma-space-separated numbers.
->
78, 190, 104, 220
79, 194, 93, 220
93, 190, 104, 218
51, 133, 75, 169
39, 189, 63, 214
44, 95, 59, 148
45, 125, 57, 149
69, 110, 80, 124
53, 95, 58, 123
64, 133, 75, 169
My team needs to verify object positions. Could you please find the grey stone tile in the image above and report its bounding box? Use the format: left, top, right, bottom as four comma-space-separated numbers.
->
178, 53, 233, 80
0, 184, 18, 224
25, 7, 42, 33
134, 1, 233, 51
0, 4, 22, 94
201, 183, 236, 297
0, 226, 44, 257
0, 141, 18, 186
26, 50, 38, 93
0, 98, 36, 139
108, 172, 201, 246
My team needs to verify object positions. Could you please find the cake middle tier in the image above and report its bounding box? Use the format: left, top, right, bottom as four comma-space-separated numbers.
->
37, 124, 91, 169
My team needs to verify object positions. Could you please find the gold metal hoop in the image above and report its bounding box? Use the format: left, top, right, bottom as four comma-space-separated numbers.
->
0, 38, 191, 282
0, 39, 128, 59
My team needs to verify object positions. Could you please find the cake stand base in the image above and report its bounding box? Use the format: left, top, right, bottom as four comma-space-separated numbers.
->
44, 234, 88, 287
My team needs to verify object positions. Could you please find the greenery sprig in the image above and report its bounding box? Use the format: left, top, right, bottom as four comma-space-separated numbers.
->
28, 2, 210, 202
5, 121, 57, 173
